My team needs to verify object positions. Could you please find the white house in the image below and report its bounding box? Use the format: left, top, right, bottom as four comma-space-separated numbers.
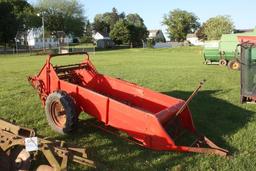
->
204, 40, 220, 49
92, 32, 114, 48
186, 33, 204, 46
92, 32, 110, 40
27, 28, 73, 49
148, 30, 166, 42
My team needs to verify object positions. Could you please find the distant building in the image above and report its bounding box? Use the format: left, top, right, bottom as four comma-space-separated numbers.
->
153, 42, 172, 48
92, 32, 115, 48
204, 40, 220, 49
27, 28, 73, 49
148, 30, 166, 42
15, 31, 27, 47
234, 28, 254, 34
186, 33, 204, 46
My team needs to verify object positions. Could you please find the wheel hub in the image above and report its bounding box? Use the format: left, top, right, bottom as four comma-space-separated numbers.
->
232, 62, 239, 70
51, 101, 66, 128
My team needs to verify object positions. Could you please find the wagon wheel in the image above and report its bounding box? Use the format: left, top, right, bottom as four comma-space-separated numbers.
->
219, 59, 227, 66
228, 60, 240, 70
45, 91, 78, 134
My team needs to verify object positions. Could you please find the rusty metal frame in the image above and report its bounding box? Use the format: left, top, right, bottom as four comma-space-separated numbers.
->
0, 118, 96, 170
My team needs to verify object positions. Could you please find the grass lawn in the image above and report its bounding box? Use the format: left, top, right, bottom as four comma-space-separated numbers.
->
0, 47, 256, 170
66, 43, 96, 48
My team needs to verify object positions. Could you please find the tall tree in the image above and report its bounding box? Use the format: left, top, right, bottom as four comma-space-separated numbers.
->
110, 14, 148, 47
0, 2, 17, 47
163, 9, 200, 41
103, 8, 119, 30
109, 20, 130, 45
93, 9, 148, 47
92, 7, 124, 34
126, 13, 144, 27
203, 15, 234, 40
196, 22, 207, 40
126, 13, 148, 47
81, 20, 93, 43
36, 0, 86, 37
0, 0, 39, 47
1, 0, 40, 31
92, 14, 107, 34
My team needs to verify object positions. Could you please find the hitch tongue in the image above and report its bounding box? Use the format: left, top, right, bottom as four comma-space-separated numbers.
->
175, 79, 206, 117
188, 135, 229, 156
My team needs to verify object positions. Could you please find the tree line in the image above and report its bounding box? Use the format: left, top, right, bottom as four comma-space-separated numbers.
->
0, 0, 86, 48
92, 8, 148, 47
0, 0, 235, 48
0, 0, 40, 48
163, 9, 234, 41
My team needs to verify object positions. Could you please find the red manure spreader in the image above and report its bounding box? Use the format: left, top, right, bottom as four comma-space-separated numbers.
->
29, 52, 228, 156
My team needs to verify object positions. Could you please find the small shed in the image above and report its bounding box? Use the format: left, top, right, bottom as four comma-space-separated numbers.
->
96, 39, 115, 49
92, 32, 115, 48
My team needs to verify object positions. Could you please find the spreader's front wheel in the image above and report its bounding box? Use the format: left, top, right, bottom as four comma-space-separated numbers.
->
45, 91, 78, 134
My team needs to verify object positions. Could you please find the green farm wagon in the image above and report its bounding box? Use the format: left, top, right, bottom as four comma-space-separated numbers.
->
203, 29, 256, 70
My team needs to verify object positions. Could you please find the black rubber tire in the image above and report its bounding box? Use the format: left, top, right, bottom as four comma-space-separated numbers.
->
45, 91, 78, 134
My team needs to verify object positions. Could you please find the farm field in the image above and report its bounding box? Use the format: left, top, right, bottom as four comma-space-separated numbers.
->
0, 47, 256, 170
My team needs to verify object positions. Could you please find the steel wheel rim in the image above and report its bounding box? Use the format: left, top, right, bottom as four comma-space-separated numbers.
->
232, 62, 239, 70
220, 60, 226, 66
51, 101, 66, 128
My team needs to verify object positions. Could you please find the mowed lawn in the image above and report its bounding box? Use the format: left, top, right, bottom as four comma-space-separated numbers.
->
0, 47, 256, 170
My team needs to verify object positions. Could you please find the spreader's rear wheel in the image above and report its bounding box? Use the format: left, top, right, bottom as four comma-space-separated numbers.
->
228, 60, 240, 70
45, 91, 78, 134
219, 59, 227, 66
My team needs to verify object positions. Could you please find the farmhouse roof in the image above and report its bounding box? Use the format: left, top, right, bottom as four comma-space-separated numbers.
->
234, 28, 254, 33
92, 31, 111, 40
148, 30, 162, 38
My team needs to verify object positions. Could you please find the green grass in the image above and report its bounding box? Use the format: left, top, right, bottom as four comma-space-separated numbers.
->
65, 43, 96, 48
1, 47, 256, 170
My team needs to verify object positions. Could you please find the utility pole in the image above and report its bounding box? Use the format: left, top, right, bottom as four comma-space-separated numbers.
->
37, 13, 45, 52
42, 15, 45, 52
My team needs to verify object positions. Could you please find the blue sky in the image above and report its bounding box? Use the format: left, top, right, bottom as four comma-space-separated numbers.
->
29, 0, 255, 35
